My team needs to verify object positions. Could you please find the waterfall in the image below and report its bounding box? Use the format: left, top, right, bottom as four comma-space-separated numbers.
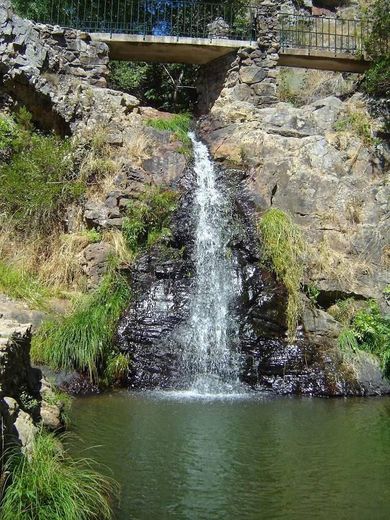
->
180, 133, 242, 394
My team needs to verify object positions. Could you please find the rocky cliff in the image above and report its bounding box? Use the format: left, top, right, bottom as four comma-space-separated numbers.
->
0, 299, 64, 456
0, 1, 388, 396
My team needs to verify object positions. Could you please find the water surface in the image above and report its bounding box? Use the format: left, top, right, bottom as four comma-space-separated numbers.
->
70, 393, 390, 520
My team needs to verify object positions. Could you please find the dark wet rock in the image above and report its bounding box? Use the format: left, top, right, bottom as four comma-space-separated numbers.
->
60, 373, 100, 396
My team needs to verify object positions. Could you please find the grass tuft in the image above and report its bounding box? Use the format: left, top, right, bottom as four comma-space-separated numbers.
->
105, 353, 130, 385
146, 114, 192, 155
258, 208, 305, 340
334, 106, 376, 146
0, 430, 118, 520
31, 272, 130, 382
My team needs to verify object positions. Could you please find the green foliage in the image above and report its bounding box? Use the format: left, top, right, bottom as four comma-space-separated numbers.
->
146, 114, 192, 155
338, 329, 359, 353
0, 260, 51, 309
109, 61, 198, 112
334, 110, 375, 146
0, 430, 117, 520
258, 208, 305, 340
19, 391, 39, 414
363, 0, 390, 59
337, 300, 390, 377
363, 56, 390, 97
0, 114, 16, 152
31, 272, 130, 382
105, 353, 129, 385
44, 388, 73, 427
82, 229, 102, 244
306, 283, 320, 305
122, 187, 178, 254
329, 297, 361, 325
0, 111, 83, 235
362, 0, 390, 97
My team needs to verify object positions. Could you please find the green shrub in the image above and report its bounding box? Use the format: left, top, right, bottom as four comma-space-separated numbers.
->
31, 272, 130, 381
0, 260, 51, 309
109, 61, 199, 113
0, 114, 16, 152
146, 114, 192, 155
337, 300, 390, 377
362, 0, 390, 97
43, 388, 73, 427
363, 56, 390, 97
0, 113, 83, 235
257, 208, 305, 340
122, 186, 178, 254
338, 329, 359, 353
0, 430, 117, 520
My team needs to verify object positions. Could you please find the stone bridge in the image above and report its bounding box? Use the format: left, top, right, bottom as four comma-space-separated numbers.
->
0, 0, 375, 126
39, 0, 371, 73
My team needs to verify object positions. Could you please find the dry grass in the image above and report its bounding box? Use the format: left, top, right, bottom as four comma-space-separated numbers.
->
75, 125, 121, 203
345, 197, 364, 224
102, 229, 134, 265
0, 218, 95, 294
334, 98, 377, 146
122, 129, 155, 167
307, 237, 373, 288
278, 68, 356, 106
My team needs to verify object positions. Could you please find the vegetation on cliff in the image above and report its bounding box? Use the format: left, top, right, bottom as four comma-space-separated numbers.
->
257, 209, 305, 340
123, 186, 179, 254
0, 109, 82, 235
335, 300, 390, 377
0, 430, 117, 520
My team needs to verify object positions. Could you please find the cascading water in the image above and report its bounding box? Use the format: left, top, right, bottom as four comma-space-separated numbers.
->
180, 133, 242, 395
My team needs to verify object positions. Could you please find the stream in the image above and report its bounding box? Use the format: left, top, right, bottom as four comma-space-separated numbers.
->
70, 392, 390, 520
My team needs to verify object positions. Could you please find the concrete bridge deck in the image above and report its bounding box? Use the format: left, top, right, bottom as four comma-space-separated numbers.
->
92, 33, 371, 72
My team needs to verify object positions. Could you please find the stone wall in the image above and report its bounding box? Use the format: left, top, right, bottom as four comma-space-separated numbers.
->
0, 0, 111, 133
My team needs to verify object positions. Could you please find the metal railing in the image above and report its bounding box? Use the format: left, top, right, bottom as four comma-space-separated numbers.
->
40, 0, 257, 41
35, 1, 375, 56
279, 14, 369, 55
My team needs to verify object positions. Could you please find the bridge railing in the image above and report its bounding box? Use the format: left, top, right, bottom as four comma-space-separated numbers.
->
279, 14, 369, 55
41, 0, 257, 41
35, 1, 374, 57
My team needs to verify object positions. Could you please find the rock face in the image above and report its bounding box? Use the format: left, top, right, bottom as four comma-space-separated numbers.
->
118, 165, 389, 396
200, 93, 389, 310
0, 301, 63, 456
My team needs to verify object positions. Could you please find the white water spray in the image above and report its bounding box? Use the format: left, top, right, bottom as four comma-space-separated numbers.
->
180, 133, 242, 395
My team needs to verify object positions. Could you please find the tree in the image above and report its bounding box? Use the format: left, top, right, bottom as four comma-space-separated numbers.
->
109, 61, 198, 112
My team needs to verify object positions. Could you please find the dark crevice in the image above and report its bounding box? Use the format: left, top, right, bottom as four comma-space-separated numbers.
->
270, 184, 278, 205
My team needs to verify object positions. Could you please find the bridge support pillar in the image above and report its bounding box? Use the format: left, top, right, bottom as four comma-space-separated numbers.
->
203, 0, 281, 112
